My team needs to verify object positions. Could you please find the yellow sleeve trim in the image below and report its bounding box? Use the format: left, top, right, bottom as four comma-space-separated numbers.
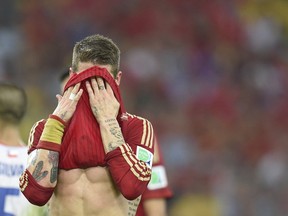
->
40, 118, 65, 145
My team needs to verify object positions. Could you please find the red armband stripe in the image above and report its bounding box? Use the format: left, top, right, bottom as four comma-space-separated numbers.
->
49, 114, 66, 126
37, 140, 61, 152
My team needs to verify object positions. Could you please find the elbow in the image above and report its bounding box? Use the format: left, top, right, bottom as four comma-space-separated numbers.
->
25, 194, 51, 206
122, 189, 143, 200
120, 178, 150, 200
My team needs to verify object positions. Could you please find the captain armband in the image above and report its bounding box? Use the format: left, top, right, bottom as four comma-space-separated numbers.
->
37, 115, 66, 152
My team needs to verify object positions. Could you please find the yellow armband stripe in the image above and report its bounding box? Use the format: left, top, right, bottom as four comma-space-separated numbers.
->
40, 118, 65, 145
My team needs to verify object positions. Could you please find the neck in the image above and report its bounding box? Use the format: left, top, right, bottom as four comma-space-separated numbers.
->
0, 123, 25, 147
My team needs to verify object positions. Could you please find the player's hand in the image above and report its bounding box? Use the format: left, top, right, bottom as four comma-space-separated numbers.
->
86, 77, 120, 122
52, 83, 83, 122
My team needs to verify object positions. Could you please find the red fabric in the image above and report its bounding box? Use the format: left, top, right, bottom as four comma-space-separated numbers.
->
105, 143, 152, 200
27, 119, 46, 154
60, 66, 126, 169
49, 114, 67, 126
19, 170, 54, 206
37, 140, 61, 152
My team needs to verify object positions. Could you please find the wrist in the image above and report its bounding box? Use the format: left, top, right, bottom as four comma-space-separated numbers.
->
98, 117, 118, 125
52, 111, 69, 122
49, 114, 67, 126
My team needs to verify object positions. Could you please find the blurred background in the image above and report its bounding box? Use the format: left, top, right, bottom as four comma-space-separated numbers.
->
1, 0, 288, 215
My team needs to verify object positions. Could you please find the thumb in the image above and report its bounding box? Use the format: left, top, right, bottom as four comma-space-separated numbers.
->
56, 94, 62, 102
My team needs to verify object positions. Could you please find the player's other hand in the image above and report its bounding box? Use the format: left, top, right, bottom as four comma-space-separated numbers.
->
86, 77, 120, 122
53, 83, 83, 122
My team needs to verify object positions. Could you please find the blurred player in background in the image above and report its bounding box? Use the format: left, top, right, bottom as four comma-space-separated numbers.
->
136, 136, 173, 216
60, 69, 173, 216
0, 82, 47, 216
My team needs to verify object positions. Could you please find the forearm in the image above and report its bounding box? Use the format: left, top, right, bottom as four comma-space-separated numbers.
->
99, 117, 152, 196
27, 149, 59, 188
19, 115, 64, 206
20, 148, 60, 206
98, 117, 125, 153
105, 142, 152, 200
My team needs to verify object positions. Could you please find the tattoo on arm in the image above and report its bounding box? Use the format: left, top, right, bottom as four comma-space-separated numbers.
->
105, 119, 124, 140
60, 111, 67, 120
108, 142, 119, 151
109, 127, 124, 140
32, 161, 48, 182
31, 151, 39, 165
127, 197, 141, 216
92, 107, 98, 116
103, 118, 125, 151
48, 151, 59, 183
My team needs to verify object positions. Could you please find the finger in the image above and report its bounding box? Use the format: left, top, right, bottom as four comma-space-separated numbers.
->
73, 89, 83, 102
68, 83, 81, 101
56, 94, 62, 102
91, 78, 99, 94
86, 81, 94, 98
71, 83, 81, 94
97, 77, 105, 90
64, 86, 73, 97
106, 82, 114, 96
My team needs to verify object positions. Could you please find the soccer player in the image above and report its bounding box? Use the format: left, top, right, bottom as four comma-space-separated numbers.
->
19, 34, 155, 216
59, 70, 173, 216
0, 83, 45, 216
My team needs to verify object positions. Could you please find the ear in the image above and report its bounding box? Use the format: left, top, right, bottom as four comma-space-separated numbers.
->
69, 67, 74, 76
115, 71, 122, 86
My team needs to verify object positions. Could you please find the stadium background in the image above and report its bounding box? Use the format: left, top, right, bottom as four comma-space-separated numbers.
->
1, 0, 288, 215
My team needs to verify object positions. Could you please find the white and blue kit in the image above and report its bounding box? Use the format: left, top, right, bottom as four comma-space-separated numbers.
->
0, 144, 30, 216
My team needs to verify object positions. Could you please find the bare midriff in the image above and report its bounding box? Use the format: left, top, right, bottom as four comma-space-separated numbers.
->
48, 167, 127, 216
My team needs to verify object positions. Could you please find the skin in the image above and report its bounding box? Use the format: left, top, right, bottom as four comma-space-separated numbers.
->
26, 62, 141, 216
143, 199, 167, 216
0, 122, 26, 147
